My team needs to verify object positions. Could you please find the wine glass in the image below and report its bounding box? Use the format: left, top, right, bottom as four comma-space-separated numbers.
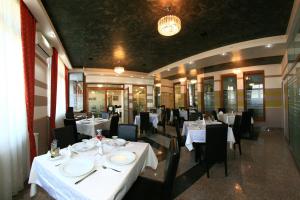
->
96, 129, 103, 141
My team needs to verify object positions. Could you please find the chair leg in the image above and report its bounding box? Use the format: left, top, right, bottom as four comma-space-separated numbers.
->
206, 162, 210, 178
224, 159, 228, 177
238, 143, 242, 155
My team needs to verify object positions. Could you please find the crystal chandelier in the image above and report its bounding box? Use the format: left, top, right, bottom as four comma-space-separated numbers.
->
114, 66, 124, 74
158, 15, 181, 36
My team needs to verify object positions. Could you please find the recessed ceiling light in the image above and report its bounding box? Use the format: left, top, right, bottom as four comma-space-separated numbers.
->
167, 68, 171, 71
188, 61, 194, 64
265, 44, 272, 48
221, 52, 227, 56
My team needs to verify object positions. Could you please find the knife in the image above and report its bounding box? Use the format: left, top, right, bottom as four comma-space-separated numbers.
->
75, 169, 97, 184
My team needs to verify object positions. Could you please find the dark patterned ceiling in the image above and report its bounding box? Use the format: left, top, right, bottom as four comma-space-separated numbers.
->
42, 0, 293, 72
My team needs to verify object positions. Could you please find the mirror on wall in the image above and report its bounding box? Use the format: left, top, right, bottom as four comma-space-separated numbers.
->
221, 74, 237, 112
203, 77, 214, 112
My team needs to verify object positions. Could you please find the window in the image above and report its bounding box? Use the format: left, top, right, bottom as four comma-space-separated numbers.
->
174, 83, 185, 108
69, 73, 84, 112
221, 74, 237, 112
203, 77, 214, 112
188, 82, 197, 107
244, 71, 265, 120
132, 85, 147, 113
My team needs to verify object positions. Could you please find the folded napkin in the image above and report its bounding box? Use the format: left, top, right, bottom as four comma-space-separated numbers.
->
218, 111, 224, 115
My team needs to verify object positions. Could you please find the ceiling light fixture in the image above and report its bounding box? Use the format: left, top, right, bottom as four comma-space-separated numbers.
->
190, 79, 197, 84
265, 44, 272, 48
221, 52, 227, 56
114, 66, 124, 74
158, 6, 181, 37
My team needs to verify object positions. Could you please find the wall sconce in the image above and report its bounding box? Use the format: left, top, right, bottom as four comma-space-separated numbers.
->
179, 77, 186, 83
190, 79, 197, 84
155, 83, 161, 87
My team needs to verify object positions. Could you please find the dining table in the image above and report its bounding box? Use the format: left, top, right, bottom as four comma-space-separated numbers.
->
182, 120, 236, 151
29, 138, 158, 200
76, 118, 111, 137
134, 113, 159, 128
217, 112, 254, 125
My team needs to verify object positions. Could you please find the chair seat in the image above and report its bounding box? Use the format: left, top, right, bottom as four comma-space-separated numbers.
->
123, 176, 163, 200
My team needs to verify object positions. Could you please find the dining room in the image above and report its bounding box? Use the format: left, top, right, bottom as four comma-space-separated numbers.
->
1, 0, 300, 200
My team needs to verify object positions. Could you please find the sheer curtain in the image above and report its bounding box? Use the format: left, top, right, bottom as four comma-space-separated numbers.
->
0, 0, 30, 199
55, 56, 66, 128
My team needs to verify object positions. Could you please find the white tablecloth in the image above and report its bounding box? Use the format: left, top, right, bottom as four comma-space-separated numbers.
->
134, 113, 159, 128
76, 118, 111, 137
182, 120, 236, 151
217, 113, 254, 125
29, 141, 158, 200
169, 110, 188, 122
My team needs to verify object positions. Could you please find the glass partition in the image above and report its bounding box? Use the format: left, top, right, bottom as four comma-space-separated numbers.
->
244, 71, 265, 120
69, 73, 84, 112
132, 85, 147, 113
221, 75, 237, 112
188, 82, 197, 107
174, 83, 185, 108
87, 90, 106, 114
203, 77, 214, 112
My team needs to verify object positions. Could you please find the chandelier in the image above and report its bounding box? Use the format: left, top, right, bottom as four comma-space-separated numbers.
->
114, 66, 124, 74
158, 15, 181, 36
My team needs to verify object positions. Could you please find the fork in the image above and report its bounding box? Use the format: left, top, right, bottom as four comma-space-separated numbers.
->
102, 165, 121, 172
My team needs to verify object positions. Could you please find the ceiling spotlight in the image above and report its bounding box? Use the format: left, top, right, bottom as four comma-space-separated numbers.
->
221, 52, 227, 56
265, 44, 272, 48
49, 32, 55, 38
167, 68, 171, 71
188, 61, 194, 64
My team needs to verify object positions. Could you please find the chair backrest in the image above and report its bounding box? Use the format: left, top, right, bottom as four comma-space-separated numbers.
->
64, 118, 78, 141
140, 112, 150, 130
211, 110, 218, 121
205, 124, 228, 162
198, 112, 203, 120
232, 115, 242, 143
53, 126, 75, 149
166, 108, 171, 121
247, 109, 254, 119
65, 107, 75, 119
150, 108, 157, 113
110, 114, 119, 136
118, 124, 138, 141
218, 108, 226, 113
162, 137, 180, 200
173, 109, 180, 120
189, 112, 199, 121
161, 109, 166, 125
240, 111, 251, 132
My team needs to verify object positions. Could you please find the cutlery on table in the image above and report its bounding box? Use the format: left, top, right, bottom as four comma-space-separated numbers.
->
102, 165, 121, 172
74, 169, 97, 184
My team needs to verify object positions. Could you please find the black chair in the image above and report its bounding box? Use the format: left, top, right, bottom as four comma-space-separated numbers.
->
203, 124, 228, 178
232, 115, 242, 155
189, 112, 199, 121
175, 119, 185, 148
211, 110, 218, 121
218, 108, 226, 113
240, 111, 252, 139
53, 126, 75, 149
140, 112, 153, 134
118, 124, 138, 141
172, 109, 180, 124
64, 118, 90, 142
157, 109, 166, 133
166, 108, 171, 124
102, 114, 119, 138
65, 107, 74, 119
124, 138, 180, 200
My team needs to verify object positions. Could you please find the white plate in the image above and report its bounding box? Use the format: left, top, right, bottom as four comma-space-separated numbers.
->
108, 151, 136, 166
115, 138, 126, 146
72, 142, 95, 152
60, 158, 94, 177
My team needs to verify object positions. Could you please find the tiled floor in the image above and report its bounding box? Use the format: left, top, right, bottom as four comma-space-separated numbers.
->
13, 127, 300, 200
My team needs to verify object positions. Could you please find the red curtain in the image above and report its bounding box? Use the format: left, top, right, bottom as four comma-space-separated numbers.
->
50, 48, 58, 135
20, 0, 36, 163
65, 66, 69, 111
